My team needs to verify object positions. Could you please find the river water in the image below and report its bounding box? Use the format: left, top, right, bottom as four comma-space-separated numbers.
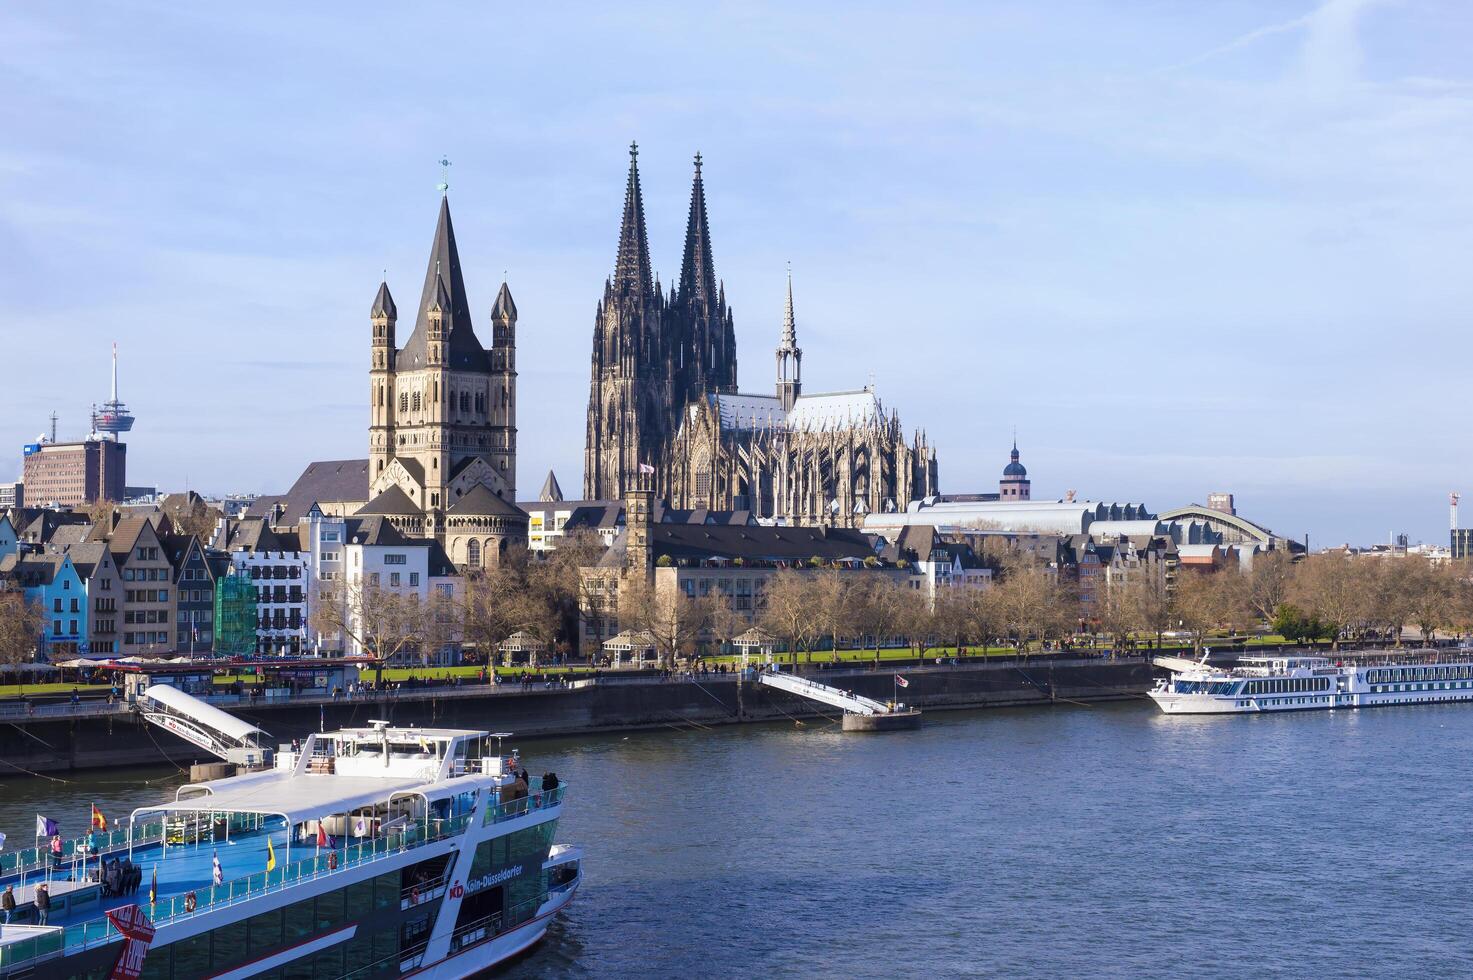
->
4, 701, 1472, 978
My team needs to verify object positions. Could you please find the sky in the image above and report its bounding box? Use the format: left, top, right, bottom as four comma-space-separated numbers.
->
1, 0, 1469, 547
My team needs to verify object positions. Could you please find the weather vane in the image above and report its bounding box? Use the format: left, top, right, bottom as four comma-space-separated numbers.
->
437, 157, 452, 194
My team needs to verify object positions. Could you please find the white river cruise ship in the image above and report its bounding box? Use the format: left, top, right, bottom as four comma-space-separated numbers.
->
0, 691, 580, 979
1149, 651, 1473, 715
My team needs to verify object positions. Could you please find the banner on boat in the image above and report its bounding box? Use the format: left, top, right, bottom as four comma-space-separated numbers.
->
106, 905, 156, 980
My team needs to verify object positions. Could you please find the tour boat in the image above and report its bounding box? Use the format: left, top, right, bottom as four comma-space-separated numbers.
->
0, 716, 580, 978
1149, 652, 1473, 715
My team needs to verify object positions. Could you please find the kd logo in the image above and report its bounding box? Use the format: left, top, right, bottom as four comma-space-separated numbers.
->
449, 882, 465, 899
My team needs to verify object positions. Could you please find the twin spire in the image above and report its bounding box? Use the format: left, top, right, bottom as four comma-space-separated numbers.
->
676, 151, 718, 313
612, 142, 654, 300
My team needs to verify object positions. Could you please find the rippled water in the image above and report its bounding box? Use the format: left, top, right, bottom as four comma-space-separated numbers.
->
5, 701, 1473, 978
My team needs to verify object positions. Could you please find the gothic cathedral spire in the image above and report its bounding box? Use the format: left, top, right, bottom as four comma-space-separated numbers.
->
613, 142, 654, 301
776, 268, 802, 412
585, 142, 671, 500
672, 152, 737, 402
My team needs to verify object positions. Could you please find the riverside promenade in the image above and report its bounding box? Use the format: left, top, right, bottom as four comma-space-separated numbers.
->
0, 656, 1153, 776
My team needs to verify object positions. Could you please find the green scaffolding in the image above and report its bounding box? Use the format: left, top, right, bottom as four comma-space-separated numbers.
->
214, 568, 258, 655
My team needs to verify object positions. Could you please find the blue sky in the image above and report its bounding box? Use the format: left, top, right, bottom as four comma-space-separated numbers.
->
1, 1, 1469, 546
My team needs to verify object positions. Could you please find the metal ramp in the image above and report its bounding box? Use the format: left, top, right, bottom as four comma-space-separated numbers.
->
138, 684, 271, 764
756, 668, 897, 716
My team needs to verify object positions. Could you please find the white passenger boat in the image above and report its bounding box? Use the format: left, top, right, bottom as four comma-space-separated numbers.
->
1149, 652, 1473, 715
0, 712, 580, 979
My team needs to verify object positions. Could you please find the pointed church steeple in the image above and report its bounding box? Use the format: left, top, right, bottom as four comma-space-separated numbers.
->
613, 142, 653, 300
677, 152, 717, 313
371, 281, 397, 320
539, 470, 565, 502
399, 196, 489, 370
776, 268, 802, 413
491, 281, 517, 323
780, 270, 798, 347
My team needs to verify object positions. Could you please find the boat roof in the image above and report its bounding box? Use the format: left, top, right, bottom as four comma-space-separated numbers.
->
148, 772, 428, 825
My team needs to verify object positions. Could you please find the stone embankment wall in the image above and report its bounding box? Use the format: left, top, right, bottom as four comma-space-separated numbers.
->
0, 658, 1152, 776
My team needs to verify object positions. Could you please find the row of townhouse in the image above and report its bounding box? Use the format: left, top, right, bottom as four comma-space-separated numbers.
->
214, 504, 461, 658
4, 501, 465, 660
0, 511, 230, 658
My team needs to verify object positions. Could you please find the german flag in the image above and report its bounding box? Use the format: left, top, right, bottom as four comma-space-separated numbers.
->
91, 804, 107, 832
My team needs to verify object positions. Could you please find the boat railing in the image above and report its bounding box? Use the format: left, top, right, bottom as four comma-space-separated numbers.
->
27, 815, 473, 967
0, 819, 169, 878
484, 783, 564, 824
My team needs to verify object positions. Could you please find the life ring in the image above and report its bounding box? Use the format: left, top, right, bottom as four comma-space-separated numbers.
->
184, 891, 197, 913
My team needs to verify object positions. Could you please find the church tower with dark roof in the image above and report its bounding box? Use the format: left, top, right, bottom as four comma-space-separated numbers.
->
999, 441, 1030, 500
368, 192, 519, 522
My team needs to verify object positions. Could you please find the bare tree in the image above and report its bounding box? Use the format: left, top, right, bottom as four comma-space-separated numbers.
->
1246, 550, 1295, 625
312, 579, 433, 673
1403, 560, 1462, 647
811, 569, 856, 662
1096, 578, 1143, 654
1289, 554, 1371, 649
1122, 571, 1173, 650
0, 592, 43, 668
462, 560, 530, 665
892, 583, 934, 658
617, 576, 707, 669
694, 589, 745, 663
853, 577, 906, 665
761, 570, 823, 664
1172, 571, 1250, 655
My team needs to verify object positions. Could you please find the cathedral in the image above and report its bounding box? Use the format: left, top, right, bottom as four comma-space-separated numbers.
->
362, 193, 527, 565
584, 145, 938, 526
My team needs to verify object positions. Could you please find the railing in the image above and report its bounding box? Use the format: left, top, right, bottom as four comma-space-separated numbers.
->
483, 783, 564, 825
0, 820, 167, 878
336, 893, 552, 980
2, 815, 475, 971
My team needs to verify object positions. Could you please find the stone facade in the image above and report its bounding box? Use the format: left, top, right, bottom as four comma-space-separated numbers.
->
363, 195, 527, 567
584, 145, 937, 526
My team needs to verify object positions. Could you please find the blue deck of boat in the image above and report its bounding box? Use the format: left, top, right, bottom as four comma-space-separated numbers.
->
2, 828, 306, 929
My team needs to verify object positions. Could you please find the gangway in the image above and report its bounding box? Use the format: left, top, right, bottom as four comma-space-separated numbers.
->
138, 684, 272, 766
755, 667, 921, 731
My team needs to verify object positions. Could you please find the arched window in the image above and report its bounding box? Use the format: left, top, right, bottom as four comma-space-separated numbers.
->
466, 539, 481, 568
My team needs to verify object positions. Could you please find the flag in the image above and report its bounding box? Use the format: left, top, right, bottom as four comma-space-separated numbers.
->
92, 805, 108, 832
316, 823, 328, 848
212, 852, 223, 886
148, 865, 157, 904
638, 463, 656, 475
353, 816, 366, 838
265, 837, 276, 872
37, 815, 58, 838
895, 674, 909, 688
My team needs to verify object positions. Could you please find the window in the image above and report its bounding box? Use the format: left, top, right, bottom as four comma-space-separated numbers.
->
389, 572, 401, 588
409, 572, 419, 587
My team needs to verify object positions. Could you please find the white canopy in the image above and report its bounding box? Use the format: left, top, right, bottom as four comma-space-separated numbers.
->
142, 771, 429, 827
143, 684, 265, 746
